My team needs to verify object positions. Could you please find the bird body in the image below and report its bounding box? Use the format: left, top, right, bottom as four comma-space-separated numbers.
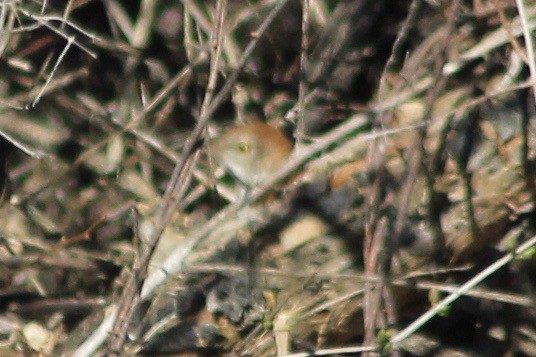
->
210, 122, 292, 186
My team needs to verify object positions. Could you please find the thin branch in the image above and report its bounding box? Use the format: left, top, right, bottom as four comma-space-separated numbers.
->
295, 0, 310, 146
73, 306, 118, 357
515, 0, 536, 104
132, 0, 157, 48
31, 35, 74, 107
377, 0, 422, 101
284, 344, 377, 357
391, 234, 536, 345
514, 0, 536, 220
18, 8, 97, 58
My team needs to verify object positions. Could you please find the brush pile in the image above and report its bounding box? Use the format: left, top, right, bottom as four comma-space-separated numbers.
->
0, 0, 535, 355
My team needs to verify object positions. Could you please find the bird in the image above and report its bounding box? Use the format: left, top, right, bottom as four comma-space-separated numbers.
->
209, 122, 293, 187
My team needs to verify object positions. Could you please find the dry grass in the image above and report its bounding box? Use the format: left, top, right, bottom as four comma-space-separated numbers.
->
0, 0, 535, 356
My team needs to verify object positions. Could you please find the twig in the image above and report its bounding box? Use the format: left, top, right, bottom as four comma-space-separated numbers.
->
457, 157, 480, 254
514, 0, 536, 222
74, 306, 118, 357
377, 0, 422, 101
18, 8, 97, 58
0, 0, 15, 58
131, 0, 157, 48
20, 13, 100, 43
31, 35, 74, 107
1, 66, 88, 108
514, 0, 536, 104
60, 0, 75, 30
519, 89, 536, 226
185, 263, 533, 307
295, 0, 310, 146
493, 0, 528, 63
284, 344, 376, 357
103, 0, 134, 42
0, 130, 47, 158
391, 234, 536, 345
399, 279, 534, 307
8, 297, 107, 314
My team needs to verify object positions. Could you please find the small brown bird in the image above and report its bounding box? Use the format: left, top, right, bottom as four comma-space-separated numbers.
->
210, 122, 293, 186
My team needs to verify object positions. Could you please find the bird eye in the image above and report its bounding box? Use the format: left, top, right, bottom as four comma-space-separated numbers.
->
238, 142, 250, 152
